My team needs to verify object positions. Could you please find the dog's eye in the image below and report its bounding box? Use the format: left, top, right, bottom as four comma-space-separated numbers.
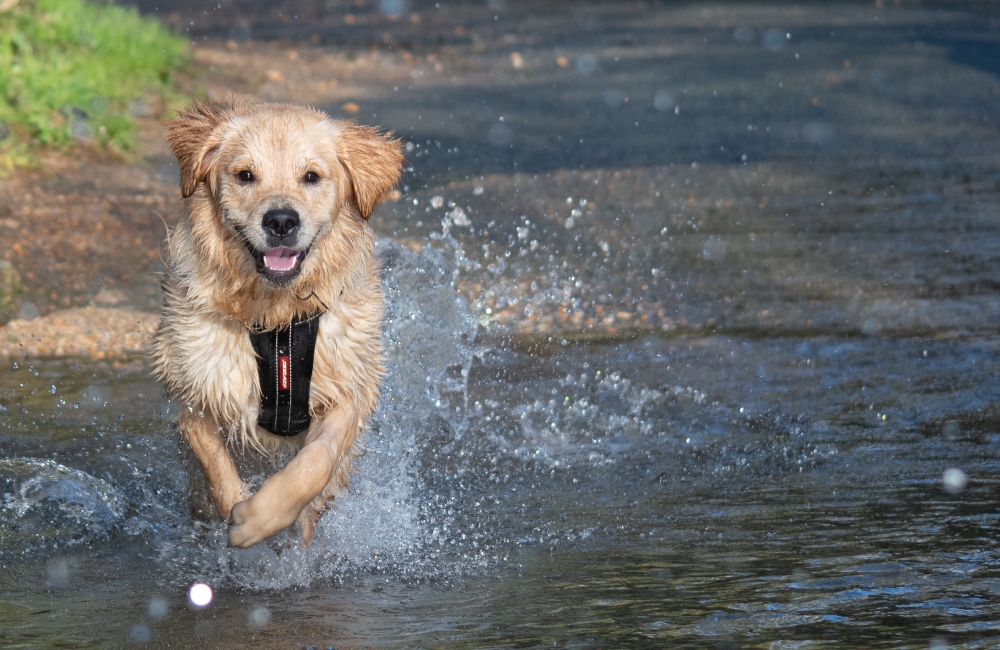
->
303, 171, 320, 184
236, 170, 254, 183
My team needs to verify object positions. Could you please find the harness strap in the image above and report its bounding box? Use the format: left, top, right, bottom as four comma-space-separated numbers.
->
248, 313, 322, 436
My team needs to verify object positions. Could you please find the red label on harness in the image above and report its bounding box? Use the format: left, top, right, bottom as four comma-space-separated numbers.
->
279, 355, 290, 391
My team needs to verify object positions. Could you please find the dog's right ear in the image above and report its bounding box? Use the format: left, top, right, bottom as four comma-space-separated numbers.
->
167, 102, 238, 198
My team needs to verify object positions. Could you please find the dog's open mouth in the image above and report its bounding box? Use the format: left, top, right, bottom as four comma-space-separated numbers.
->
253, 246, 308, 285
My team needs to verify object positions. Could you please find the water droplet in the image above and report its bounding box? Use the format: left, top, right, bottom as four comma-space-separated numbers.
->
702, 236, 726, 261
449, 206, 470, 227
46, 558, 69, 587
802, 122, 835, 146
188, 582, 213, 608
248, 605, 271, 626
488, 124, 511, 146
734, 25, 755, 44
653, 91, 675, 112
942, 468, 968, 495
576, 53, 597, 74
762, 28, 786, 51
929, 636, 949, 650
603, 88, 625, 108
130, 624, 151, 643
147, 596, 168, 618
18, 302, 39, 321
49, 385, 56, 394
379, 0, 407, 17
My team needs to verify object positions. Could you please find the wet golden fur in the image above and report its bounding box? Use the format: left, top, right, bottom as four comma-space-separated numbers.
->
152, 100, 402, 548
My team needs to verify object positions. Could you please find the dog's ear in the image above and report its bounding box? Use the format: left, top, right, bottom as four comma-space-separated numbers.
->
336, 123, 404, 219
167, 102, 239, 198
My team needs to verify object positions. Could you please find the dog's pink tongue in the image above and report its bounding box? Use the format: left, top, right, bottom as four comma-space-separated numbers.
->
263, 247, 299, 271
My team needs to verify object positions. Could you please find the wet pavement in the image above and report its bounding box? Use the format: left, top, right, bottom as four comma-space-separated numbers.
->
2, 1, 1000, 647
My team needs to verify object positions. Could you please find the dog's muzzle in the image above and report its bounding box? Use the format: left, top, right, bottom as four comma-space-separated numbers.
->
234, 208, 311, 286
252, 246, 308, 286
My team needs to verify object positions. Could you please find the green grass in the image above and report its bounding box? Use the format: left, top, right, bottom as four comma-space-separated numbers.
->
0, 0, 188, 166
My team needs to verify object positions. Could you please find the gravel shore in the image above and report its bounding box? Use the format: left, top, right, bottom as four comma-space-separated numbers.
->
0, 307, 156, 360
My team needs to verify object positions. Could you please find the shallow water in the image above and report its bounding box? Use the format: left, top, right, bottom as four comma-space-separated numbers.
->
5, 1, 1000, 647
3, 248, 1000, 647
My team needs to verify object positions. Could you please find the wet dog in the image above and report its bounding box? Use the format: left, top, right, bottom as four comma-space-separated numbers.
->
152, 100, 402, 548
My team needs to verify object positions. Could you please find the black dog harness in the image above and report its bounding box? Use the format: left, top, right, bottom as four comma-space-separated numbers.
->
248, 313, 322, 436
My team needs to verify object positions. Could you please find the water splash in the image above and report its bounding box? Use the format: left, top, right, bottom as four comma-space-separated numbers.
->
169, 238, 481, 588
0, 458, 126, 549
0, 239, 750, 590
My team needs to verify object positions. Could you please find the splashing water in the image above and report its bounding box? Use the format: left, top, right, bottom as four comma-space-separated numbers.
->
0, 458, 126, 549
155, 238, 482, 588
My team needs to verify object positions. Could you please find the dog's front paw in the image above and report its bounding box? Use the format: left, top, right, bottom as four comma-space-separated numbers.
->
296, 494, 332, 548
227, 499, 266, 548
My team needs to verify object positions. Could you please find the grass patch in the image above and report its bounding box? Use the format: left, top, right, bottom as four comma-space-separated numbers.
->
0, 0, 188, 167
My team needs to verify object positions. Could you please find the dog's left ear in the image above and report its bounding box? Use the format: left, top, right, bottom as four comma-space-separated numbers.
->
335, 123, 404, 220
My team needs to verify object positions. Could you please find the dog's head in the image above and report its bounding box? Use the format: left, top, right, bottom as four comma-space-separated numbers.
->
167, 101, 402, 287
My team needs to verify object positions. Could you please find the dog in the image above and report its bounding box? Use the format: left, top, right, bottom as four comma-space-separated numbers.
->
152, 100, 402, 548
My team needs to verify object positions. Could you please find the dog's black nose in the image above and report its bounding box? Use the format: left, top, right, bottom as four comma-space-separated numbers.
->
262, 209, 300, 238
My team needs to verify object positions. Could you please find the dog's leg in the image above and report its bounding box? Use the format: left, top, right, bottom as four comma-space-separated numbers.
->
295, 488, 334, 548
228, 406, 358, 548
179, 411, 247, 521
183, 444, 216, 524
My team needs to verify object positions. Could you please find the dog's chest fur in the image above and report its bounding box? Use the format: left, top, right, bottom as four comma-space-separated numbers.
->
152, 213, 384, 451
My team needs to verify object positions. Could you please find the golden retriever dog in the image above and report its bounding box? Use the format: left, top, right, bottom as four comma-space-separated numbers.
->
152, 100, 402, 548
